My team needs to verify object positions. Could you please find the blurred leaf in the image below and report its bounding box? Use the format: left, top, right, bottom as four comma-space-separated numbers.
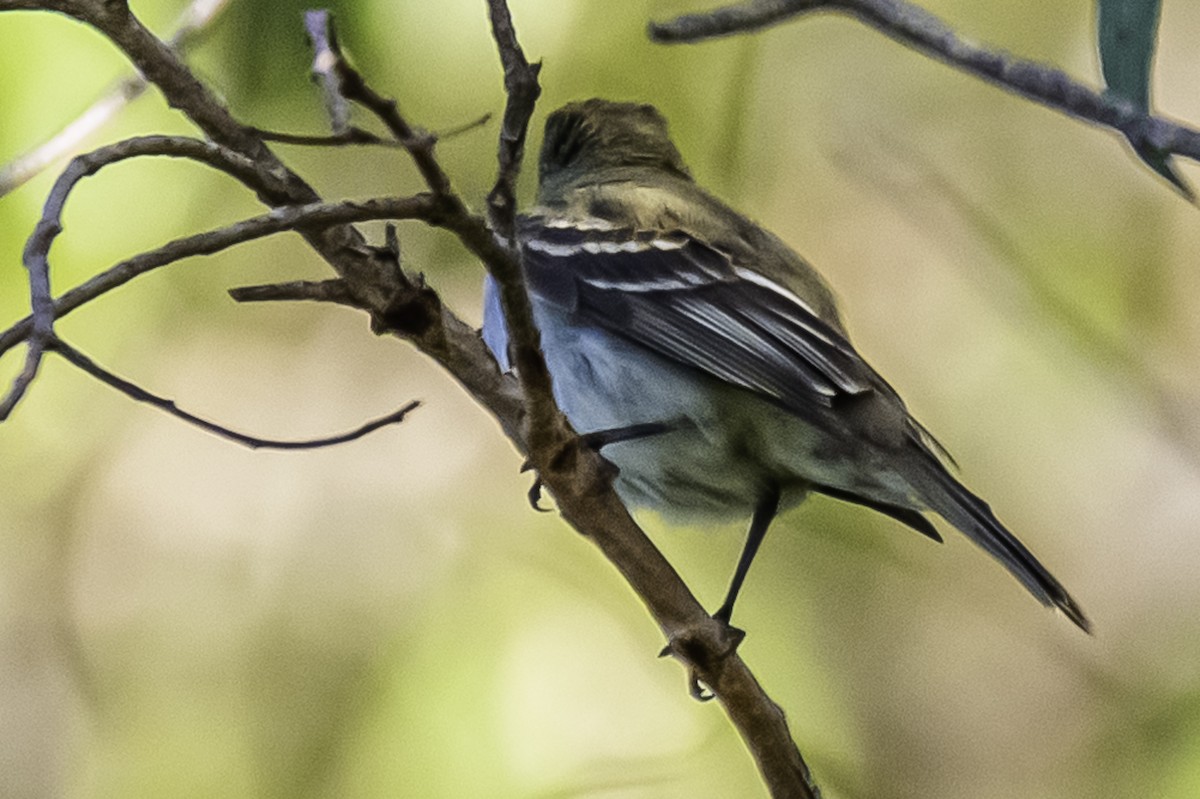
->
1097, 0, 1193, 198
1098, 0, 1159, 110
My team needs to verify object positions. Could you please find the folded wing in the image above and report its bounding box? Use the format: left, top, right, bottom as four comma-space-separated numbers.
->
519, 216, 883, 418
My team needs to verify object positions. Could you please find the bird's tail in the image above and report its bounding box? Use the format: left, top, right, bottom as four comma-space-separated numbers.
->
908, 449, 1090, 633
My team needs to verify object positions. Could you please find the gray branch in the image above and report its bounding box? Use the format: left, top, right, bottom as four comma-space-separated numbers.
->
53, 338, 420, 450
650, 0, 1200, 171
0, 195, 438, 361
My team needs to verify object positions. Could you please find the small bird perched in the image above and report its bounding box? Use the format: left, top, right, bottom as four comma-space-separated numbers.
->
483, 98, 1089, 632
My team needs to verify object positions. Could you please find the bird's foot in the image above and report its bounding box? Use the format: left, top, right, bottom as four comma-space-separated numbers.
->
521, 421, 682, 512
659, 617, 746, 702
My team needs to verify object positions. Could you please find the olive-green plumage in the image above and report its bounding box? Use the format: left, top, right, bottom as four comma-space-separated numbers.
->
536, 99, 845, 332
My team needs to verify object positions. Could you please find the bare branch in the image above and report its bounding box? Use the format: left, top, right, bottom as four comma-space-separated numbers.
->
36, 134, 276, 203
51, 338, 420, 449
0, 195, 438, 359
651, 0, 804, 40
1, 134, 272, 419
0, 0, 233, 197
0, 222, 56, 419
474, 0, 571, 465
437, 112, 495, 141
52, 0, 527, 441
303, 9, 455, 197
485, 0, 542, 241
250, 126, 398, 148
304, 9, 352, 134
228, 278, 355, 305
650, 0, 1200, 173
298, 9, 565, 453
248, 114, 493, 150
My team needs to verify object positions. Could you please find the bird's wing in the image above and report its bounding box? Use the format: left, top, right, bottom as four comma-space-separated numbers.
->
517, 216, 882, 413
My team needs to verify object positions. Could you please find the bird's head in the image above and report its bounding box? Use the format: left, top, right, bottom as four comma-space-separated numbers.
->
537, 99, 691, 198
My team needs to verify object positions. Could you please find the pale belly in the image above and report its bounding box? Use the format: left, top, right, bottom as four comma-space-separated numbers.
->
531, 301, 892, 522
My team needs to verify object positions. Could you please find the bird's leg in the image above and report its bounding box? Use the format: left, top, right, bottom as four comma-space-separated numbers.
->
524, 421, 683, 510
713, 484, 782, 625
581, 420, 679, 448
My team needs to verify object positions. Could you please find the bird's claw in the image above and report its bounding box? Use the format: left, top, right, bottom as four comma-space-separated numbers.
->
520, 459, 552, 512
659, 618, 746, 703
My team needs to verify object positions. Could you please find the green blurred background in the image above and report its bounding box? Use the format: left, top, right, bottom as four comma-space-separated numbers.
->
3, 1, 1200, 796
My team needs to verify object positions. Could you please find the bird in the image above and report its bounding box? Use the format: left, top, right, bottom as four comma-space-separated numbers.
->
481, 98, 1089, 632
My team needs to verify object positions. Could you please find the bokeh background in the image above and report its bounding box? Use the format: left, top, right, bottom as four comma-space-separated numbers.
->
3, 0, 1200, 797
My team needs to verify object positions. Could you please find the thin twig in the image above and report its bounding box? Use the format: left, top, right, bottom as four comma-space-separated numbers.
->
480, 0, 567, 454
51, 337, 420, 449
0, 220, 56, 419
649, 0, 1200, 171
490, 5, 821, 797
0, 195, 438, 359
248, 113, 493, 150
250, 126, 397, 148
300, 9, 563, 450
650, 0, 804, 40
438, 111, 494, 141
0, 132, 352, 399
228, 278, 355, 304
485, 0, 541, 241
0, 135, 273, 420
0, 0, 233, 197
304, 9, 454, 197
304, 9, 352, 134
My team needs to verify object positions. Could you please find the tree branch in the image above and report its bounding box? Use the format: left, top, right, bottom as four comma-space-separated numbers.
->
0, 134, 279, 420
478, 0, 569, 459
650, 0, 1200, 175
304, 10, 455, 196
0, 195, 437, 361
227, 278, 355, 305
250, 126, 397, 148
296, 12, 547, 418
247, 116, 493, 148
485, 0, 542, 241
51, 337, 420, 449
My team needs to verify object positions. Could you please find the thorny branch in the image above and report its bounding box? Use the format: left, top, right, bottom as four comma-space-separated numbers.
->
0, 3, 819, 798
